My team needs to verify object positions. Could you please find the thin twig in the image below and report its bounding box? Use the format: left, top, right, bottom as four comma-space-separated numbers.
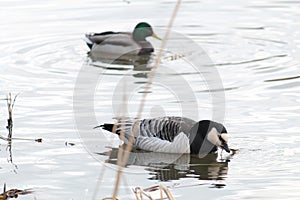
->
0, 135, 42, 142
5, 93, 20, 139
159, 185, 175, 200
111, 0, 182, 199
11, 93, 20, 109
6, 93, 13, 139
121, 0, 182, 166
3, 183, 7, 200
133, 187, 154, 200
160, 185, 163, 200
1, 94, 42, 143
133, 185, 175, 200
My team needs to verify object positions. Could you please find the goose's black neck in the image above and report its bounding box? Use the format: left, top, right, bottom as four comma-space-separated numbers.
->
189, 120, 227, 154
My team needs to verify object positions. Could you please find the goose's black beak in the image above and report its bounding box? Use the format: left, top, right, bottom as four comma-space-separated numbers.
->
221, 142, 230, 153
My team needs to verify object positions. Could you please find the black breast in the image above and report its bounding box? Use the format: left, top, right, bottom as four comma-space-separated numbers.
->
137, 41, 154, 55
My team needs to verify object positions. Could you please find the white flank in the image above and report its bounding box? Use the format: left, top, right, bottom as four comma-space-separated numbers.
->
135, 132, 190, 153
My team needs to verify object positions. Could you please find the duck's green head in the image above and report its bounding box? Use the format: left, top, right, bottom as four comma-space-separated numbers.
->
133, 22, 161, 41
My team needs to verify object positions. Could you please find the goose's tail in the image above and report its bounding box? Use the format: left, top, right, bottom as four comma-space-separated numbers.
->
84, 33, 94, 49
94, 123, 117, 134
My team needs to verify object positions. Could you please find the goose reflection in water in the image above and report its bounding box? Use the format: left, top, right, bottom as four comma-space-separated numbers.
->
100, 148, 230, 188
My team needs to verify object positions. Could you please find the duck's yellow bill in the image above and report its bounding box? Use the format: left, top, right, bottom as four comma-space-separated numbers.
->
152, 33, 162, 40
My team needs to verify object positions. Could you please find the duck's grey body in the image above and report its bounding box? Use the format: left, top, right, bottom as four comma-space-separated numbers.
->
86, 32, 145, 60
98, 116, 230, 154
85, 22, 159, 61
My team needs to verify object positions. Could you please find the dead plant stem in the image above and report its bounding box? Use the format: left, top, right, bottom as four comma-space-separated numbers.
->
111, 0, 182, 199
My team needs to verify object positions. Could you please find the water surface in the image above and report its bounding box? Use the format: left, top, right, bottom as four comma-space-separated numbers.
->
0, 0, 300, 199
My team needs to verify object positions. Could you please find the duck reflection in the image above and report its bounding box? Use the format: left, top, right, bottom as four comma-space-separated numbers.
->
88, 53, 152, 74
101, 148, 229, 187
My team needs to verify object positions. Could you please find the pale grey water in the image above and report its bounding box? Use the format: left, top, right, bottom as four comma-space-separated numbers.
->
1, 0, 300, 199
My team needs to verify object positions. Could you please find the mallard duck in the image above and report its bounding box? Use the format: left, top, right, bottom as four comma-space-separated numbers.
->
95, 116, 230, 154
85, 22, 161, 60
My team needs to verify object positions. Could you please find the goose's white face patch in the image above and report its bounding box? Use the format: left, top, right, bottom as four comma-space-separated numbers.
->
207, 128, 222, 146
220, 133, 228, 143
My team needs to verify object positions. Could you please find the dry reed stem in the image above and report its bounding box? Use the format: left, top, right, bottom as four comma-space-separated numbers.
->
120, 0, 182, 166
6, 93, 18, 139
2, 183, 7, 200
159, 185, 174, 200
159, 185, 163, 200
0, 93, 42, 143
133, 185, 174, 200
133, 187, 153, 200
111, 0, 182, 199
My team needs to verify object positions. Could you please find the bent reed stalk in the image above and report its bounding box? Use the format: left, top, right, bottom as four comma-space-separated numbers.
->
111, 0, 183, 199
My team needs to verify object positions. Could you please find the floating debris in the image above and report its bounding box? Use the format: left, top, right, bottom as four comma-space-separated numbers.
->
230, 148, 238, 155
65, 142, 75, 146
133, 185, 175, 200
0, 184, 33, 199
